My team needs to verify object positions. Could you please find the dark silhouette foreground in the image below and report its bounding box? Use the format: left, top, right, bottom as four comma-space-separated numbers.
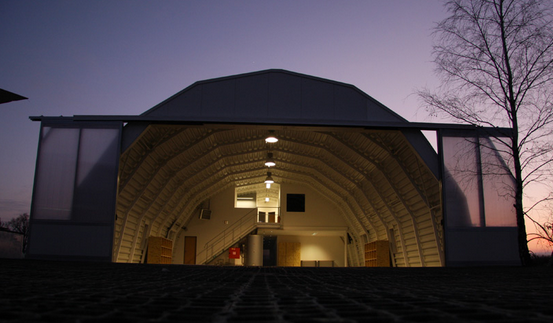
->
1, 259, 552, 322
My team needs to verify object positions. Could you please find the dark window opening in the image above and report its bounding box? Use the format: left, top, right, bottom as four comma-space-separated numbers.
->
286, 194, 305, 212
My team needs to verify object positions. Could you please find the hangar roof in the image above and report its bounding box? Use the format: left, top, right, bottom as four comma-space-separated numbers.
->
142, 69, 407, 125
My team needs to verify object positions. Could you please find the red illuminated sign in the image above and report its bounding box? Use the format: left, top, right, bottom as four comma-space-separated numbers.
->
229, 247, 240, 259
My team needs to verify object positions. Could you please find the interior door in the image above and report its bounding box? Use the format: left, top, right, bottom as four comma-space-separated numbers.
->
184, 236, 197, 265
263, 236, 277, 266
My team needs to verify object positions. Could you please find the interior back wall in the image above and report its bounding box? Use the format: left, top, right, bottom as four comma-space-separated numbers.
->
277, 235, 345, 267
280, 183, 347, 227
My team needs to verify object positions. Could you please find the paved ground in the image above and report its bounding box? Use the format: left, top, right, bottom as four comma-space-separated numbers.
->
0, 259, 551, 322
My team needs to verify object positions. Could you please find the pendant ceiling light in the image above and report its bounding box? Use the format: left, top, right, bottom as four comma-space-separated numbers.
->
264, 171, 274, 184
264, 152, 276, 167
265, 136, 278, 143
265, 130, 278, 143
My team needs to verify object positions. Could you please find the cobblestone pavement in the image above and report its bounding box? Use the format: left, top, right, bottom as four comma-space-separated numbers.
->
0, 259, 552, 322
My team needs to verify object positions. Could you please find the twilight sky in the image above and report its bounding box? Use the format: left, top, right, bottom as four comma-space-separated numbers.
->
4, 0, 550, 254
1, 0, 447, 222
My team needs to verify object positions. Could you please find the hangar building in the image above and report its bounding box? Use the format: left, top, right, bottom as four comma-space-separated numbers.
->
26, 70, 519, 267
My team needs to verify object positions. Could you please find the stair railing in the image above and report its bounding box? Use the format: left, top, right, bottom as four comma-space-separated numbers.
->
198, 208, 258, 264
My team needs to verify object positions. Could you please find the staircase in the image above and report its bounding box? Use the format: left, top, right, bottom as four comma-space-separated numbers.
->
197, 207, 281, 265
197, 209, 257, 265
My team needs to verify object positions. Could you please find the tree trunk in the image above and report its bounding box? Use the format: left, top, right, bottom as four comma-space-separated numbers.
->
515, 187, 532, 265
512, 136, 532, 265
498, 0, 531, 266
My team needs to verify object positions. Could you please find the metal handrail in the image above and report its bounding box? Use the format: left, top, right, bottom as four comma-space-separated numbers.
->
198, 208, 257, 264
197, 207, 282, 264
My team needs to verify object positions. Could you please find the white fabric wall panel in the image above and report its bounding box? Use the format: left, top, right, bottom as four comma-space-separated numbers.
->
73, 128, 120, 223
441, 129, 519, 266
28, 121, 121, 261
32, 128, 79, 220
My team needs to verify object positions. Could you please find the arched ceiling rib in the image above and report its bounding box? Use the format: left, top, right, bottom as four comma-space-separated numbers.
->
118, 126, 437, 229
115, 124, 443, 266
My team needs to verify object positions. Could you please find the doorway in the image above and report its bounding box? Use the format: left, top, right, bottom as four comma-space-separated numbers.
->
184, 236, 197, 265
263, 236, 277, 266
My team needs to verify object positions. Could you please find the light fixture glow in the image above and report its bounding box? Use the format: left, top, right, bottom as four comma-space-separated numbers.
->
265, 197, 270, 202
265, 136, 278, 143
264, 152, 276, 167
266, 183, 271, 189
264, 171, 274, 184
265, 130, 279, 143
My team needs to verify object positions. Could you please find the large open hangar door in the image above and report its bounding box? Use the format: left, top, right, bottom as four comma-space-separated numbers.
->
111, 69, 447, 267
114, 124, 444, 267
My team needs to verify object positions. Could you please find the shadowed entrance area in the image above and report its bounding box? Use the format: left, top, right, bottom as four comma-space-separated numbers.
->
1, 259, 552, 322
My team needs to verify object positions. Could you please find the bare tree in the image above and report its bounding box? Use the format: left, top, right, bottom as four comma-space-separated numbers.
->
419, 0, 553, 265
527, 212, 553, 250
1, 213, 30, 253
